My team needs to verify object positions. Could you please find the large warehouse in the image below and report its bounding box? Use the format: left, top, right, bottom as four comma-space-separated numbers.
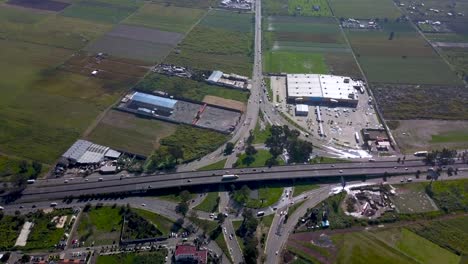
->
286, 74, 359, 107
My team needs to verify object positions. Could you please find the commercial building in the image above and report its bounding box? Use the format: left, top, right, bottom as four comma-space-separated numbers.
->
61, 140, 121, 165
286, 74, 359, 107
175, 244, 207, 264
295, 104, 309, 116
128, 91, 177, 117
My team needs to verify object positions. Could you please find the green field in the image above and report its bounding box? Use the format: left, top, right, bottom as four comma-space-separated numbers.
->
0, 155, 45, 182
194, 192, 219, 212
288, 0, 332, 16
431, 130, 468, 143
427, 179, 468, 212
235, 149, 284, 168
148, 0, 217, 8
61, 0, 142, 24
198, 159, 227, 171
264, 51, 328, 73
333, 232, 416, 264
24, 209, 74, 250
78, 206, 124, 246
165, 10, 253, 76
0, 215, 24, 250
236, 182, 284, 208
134, 73, 249, 102
252, 122, 271, 144
408, 215, 468, 255
124, 3, 205, 33
96, 250, 167, 264
131, 208, 175, 236
328, 0, 402, 19
160, 125, 228, 162
87, 110, 177, 156
293, 181, 319, 197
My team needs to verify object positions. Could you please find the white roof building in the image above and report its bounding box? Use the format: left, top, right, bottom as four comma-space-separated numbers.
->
62, 140, 120, 164
286, 74, 358, 106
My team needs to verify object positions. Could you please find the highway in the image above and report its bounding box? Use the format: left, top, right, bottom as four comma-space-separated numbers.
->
18, 160, 465, 202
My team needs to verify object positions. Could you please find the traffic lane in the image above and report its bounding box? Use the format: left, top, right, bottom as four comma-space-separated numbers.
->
22, 163, 453, 197
224, 220, 243, 263
28, 159, 434, 191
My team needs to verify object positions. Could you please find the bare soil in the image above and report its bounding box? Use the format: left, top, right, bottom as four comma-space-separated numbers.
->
203, 95, 246, 112
390, 119, 468, 153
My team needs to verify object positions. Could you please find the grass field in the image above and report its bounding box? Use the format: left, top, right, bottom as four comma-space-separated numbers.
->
288, 0, 332, 16
148, 0, 217, 8
132, 208, 175, 236
328, 0, 402, 19
0, 215, 24, 250
390, 183, 439, 214
431, 130, 468, 143
194, 192, 219, 212
87, 110, 177, 156
427, 179, 468, 212
124, 3, 205, 33
408, 215, 468, 255
252, 122, 271, 144
24, 209, 73, 250
333, 232, 415, 264
235, 149, 284, 168
0, 155, 44, 182
160, 125, 228, 162
293, 181, 319, 197
244, 182, 284, 208
77, 206, 123, 246
134, 73, 249, 103
165, 10, 253, 76
264, 51, 328, 73
61, 0, 142, 24
198, 159, 227, 171
96, 250, 167, 264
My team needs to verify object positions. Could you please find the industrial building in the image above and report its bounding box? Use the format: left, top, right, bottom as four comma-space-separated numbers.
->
206, 70, 250, 90
128, 91, 177, 117
286, 74, 359, 107
61, 140, 121, 165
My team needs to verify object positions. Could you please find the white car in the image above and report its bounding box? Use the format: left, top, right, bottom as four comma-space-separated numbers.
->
141, 203, 146, 207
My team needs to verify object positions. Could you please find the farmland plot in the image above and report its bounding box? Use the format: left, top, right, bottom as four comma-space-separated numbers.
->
7, 0, 70, 11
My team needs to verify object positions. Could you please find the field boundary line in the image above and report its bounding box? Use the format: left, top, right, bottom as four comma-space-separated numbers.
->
328, 5, 401, 153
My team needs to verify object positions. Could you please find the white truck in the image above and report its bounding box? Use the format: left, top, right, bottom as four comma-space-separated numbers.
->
222, 174, 239, 181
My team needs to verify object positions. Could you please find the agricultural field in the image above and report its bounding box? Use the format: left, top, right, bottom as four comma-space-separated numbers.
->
148, 0, 217, 9
85, 24, 184, 63
426, 179, 468, 213
390, 120, 468, 153
264, 16, 360, 75
372, 84, 468, 120
328, 0, 402, 19
288, 0, 332, 16
438, 47, 468, 79
124, 3, 206, 33
134, 73, 249, 103
7, 0, 70, 11
165, 10, 253, 76
346, 25, 462, 85
390, 183, 439, 214
61, 0, 142, 24
86, 110, 178, 156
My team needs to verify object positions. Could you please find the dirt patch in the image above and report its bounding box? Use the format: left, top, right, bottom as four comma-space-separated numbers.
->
390, 119, 468, 153
7, 0, 70, 11
107, 24, 184, 45
203, 95, 246, 112
15, 221, 34, 247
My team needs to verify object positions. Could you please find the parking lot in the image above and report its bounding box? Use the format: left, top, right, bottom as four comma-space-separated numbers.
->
270, 76, 382, 150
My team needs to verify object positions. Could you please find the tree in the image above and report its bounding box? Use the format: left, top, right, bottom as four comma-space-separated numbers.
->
265, 157, 279, 167
19, 160, 28, 173
179, 190, 191, 202
168, 145, 184, 162
246, 130, 255, 145
224, 142, 235, 155
176, 201, 189, 217
245, 145, 257, 156
31, 161, 42, 177
217, 213, 226, 224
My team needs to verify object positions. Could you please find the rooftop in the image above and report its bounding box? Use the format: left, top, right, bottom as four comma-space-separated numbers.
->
287, 74, 357, 101
131, 92, 178, 109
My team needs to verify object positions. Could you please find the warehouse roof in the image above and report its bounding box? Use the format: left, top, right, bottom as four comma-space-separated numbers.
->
287, 74, 322, 98
287, 74, 356, 101
131, 92, 177, 109
62, 140, 115, 164
207, 70, 223, 83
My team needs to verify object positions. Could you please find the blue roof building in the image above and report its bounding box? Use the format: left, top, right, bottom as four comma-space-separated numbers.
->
131, 92, 177, 109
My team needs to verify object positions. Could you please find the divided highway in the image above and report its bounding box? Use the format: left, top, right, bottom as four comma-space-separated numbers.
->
19, 160, 465, 202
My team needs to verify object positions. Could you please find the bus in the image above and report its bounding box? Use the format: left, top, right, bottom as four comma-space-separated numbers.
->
414, 151, 428, 157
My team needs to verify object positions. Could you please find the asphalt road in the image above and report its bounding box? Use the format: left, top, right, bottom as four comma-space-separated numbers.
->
18, 160, 466, 202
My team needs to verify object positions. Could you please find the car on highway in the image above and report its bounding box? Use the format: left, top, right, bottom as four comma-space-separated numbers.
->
50, 202, 58, 207
141, 203, 146, 207
407, 178, 413, 182
0, 206, 4, 210
339, 170, 343, 173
